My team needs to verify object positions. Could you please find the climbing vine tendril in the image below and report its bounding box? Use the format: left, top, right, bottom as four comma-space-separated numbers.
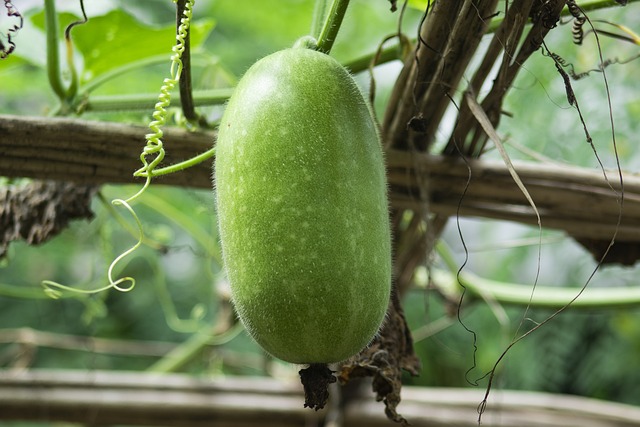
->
43, 0, 195, 298
135, 0, 194, 180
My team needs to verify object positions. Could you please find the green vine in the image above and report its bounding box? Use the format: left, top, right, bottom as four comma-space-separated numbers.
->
43, 0, 87, 112
84, 88, 234, 113
148, 323, 244, 373
42, 196, 141, 299
42, 0, 197, 299
130, 0, 220, 180
433, 241, 640, 309
103, 0, 197, 292
43, 0, 66, 103
98, 0, 197, 296
311, 0, 329, 40
315, 0, 351, 54
134, 1, 194, 182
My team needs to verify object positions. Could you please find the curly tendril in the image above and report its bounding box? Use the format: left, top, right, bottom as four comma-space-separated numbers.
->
108, 0, 195, 290
42, 0, 195, 299
41, 195, 142, 298
135, 0, 194, 180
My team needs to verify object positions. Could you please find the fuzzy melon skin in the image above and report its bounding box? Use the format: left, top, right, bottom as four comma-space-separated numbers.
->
215, 48, 391, 364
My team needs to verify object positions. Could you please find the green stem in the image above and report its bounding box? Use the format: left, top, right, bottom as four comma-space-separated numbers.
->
44, 0, 66, 101
82, 54, 186, 94
84, 88, 234, 112
0, 283, 78, 299
147, 324, 242, 373
343, 45, 401, 73
65, 47, 79, 100
575, 0, 636, 13
81, 52, 228, 97
147, 331, 210, 373
435, 240, 461, 275
316, 0, 351, 54
62, 2, 87, 100
311, 0, 329, 39
151, 262, 206, 334
433, 240, 640, 309
430, 268, 640, 309
135, 147, 216, 178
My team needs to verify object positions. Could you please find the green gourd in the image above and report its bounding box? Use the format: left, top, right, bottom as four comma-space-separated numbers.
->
215, 47, 391, 364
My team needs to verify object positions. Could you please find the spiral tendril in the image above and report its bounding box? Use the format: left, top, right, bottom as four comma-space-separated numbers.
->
42, 0, 195, 299
135, 0, 194, 179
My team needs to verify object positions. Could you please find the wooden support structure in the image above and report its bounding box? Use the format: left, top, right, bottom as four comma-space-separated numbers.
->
2, 114, 639, 242
1, 369, 640, 427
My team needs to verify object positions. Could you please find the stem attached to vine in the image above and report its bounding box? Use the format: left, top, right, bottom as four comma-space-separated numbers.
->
311, 0, 329, 39
433, 241, 640, 309
83, 88, 234, 112
137, 147, 216, 178
43, 0, 66, 102
62, 0, 88, 101
316, 0, 351, 54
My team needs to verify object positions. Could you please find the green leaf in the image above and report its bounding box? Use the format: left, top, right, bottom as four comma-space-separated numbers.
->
5, 10, 79, 68
31, 10, 81, 32
407, 0, 429, 10
70, 10, 215, 82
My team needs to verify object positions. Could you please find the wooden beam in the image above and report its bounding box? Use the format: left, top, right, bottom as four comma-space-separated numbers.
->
1, 369, 640, 427
2, 114, 639, 241
387, 151, 640, 242
0, 114, 214, 188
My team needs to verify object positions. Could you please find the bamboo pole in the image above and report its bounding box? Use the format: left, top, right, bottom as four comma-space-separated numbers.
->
2, 114, 639, 241
1, 369, 639, 427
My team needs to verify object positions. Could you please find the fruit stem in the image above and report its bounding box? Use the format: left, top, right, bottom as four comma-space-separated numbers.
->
316, 0, 351, 54
299, 363, 336, 411
310, 0, 329, 39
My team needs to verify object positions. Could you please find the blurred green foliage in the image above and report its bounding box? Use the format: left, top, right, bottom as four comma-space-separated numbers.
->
1, 0, 640, 416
